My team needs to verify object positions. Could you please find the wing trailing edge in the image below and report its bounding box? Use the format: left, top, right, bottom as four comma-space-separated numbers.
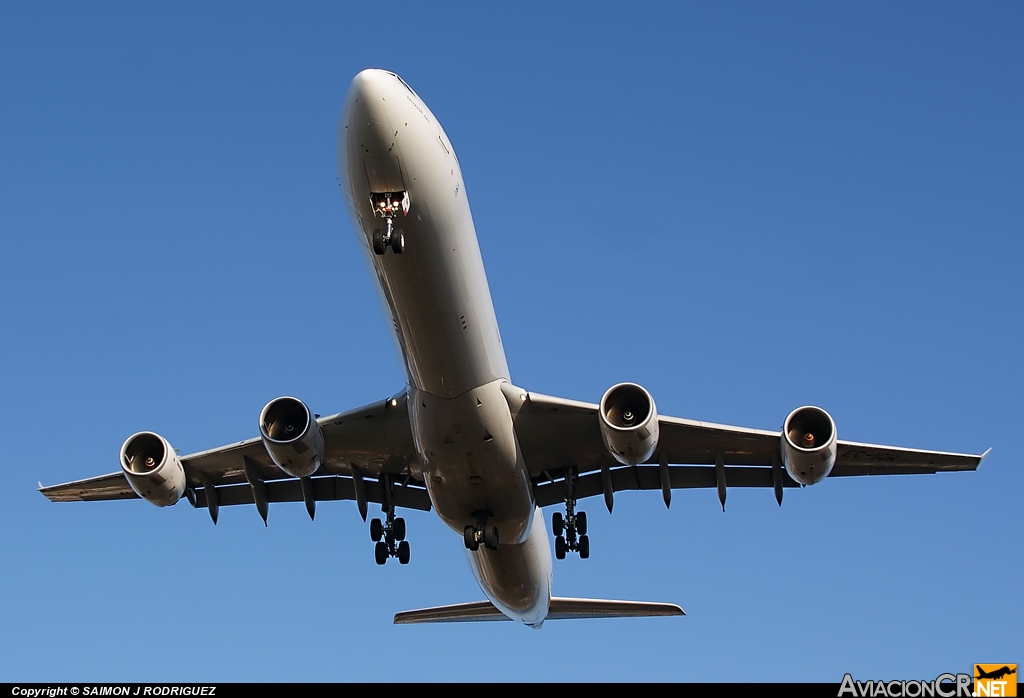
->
393, 597, 685, 624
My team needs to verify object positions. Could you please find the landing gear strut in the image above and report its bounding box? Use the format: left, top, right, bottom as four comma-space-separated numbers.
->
553, 470, 589, 559
464, 511, 499, 552
370, 192, 407, 255
369, 475, 410, 565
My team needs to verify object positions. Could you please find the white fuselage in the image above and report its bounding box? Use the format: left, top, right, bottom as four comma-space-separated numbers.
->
338, 69, 551, 626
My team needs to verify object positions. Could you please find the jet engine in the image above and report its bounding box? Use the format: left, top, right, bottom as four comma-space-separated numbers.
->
781, 406, 837, 485
258, 396, 325, 478
119, 432, 186, 507
599, 383, 660, 465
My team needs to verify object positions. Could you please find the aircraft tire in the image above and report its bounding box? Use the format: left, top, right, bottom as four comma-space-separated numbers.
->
370, 518, 383, 541
555, 535, 566, 560
393, 517, 406, 541
552, 512, 563, 536
579, 534, 590, 559
372, 230, 386, 255
397, 540, 410, 565
464, 525, 479, 551
577, 511, 587, 536
392, 230, 405, 254
374, 541, 389, 565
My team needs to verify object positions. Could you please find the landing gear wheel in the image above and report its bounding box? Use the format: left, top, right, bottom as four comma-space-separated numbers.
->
372, 230, 386, 256
464, 525, 479, 551
391, 230, 405, 254
371, 476, 414, 564
552, 511, 563, 537
483, 525, 499, 550
553, 471, 592, 559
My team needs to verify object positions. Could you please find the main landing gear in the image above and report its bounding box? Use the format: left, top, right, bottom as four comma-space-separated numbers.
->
369, 480, 410, 565
553, 470, 589, 559
464, 511, 499, 552
370, 192, 407, 256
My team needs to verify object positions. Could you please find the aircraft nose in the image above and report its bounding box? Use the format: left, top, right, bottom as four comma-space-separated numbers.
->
338, 70, 402, 206
347, 68, 394, 105
341, 69, 399, 148
344, 69, 403, 126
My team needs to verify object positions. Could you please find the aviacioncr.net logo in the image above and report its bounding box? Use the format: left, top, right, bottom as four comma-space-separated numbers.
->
839, 673, 972, 697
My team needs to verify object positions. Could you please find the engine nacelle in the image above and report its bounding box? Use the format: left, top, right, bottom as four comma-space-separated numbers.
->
781, 406, 837, 485
599, 382, 660, 465
258, 396, 325, 478
119, 432, 186, 507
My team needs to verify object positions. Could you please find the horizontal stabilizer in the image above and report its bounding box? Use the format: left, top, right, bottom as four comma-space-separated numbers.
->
547, 597, 685, 620
394, 600, 505, 624
393, 597, 685, 624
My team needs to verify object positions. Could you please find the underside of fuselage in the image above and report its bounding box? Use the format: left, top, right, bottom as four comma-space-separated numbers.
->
339, 68, 550, 624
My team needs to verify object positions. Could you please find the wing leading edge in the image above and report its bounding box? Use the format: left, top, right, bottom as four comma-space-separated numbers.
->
41, 388, 987, 517
514, 390, 987, 508
39, 395, 430, 520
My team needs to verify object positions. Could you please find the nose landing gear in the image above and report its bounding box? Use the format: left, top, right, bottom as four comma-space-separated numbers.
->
553, 470, 590, 559
370, 191, 408, 256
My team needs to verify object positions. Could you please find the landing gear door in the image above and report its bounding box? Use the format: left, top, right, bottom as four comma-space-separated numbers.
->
364, 156, 405, 193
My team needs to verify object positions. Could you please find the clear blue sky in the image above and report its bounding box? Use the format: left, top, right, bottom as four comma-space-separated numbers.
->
1, 2, 1020, 682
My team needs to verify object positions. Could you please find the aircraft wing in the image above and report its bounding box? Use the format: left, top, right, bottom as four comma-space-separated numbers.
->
513, 391, 988, 508
39, 395, 431, 518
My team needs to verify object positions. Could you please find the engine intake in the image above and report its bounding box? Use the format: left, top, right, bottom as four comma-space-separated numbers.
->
599, 383, 660, 465
259, 396, 325, 478
781, 406, 837, 485
119, 432, 186, 507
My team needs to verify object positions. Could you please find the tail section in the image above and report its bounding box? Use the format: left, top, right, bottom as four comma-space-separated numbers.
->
394, 597, 684, 624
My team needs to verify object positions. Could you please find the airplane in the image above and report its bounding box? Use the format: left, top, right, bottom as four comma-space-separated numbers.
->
40, 69, 990, 628
976, 667, 1016, 681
